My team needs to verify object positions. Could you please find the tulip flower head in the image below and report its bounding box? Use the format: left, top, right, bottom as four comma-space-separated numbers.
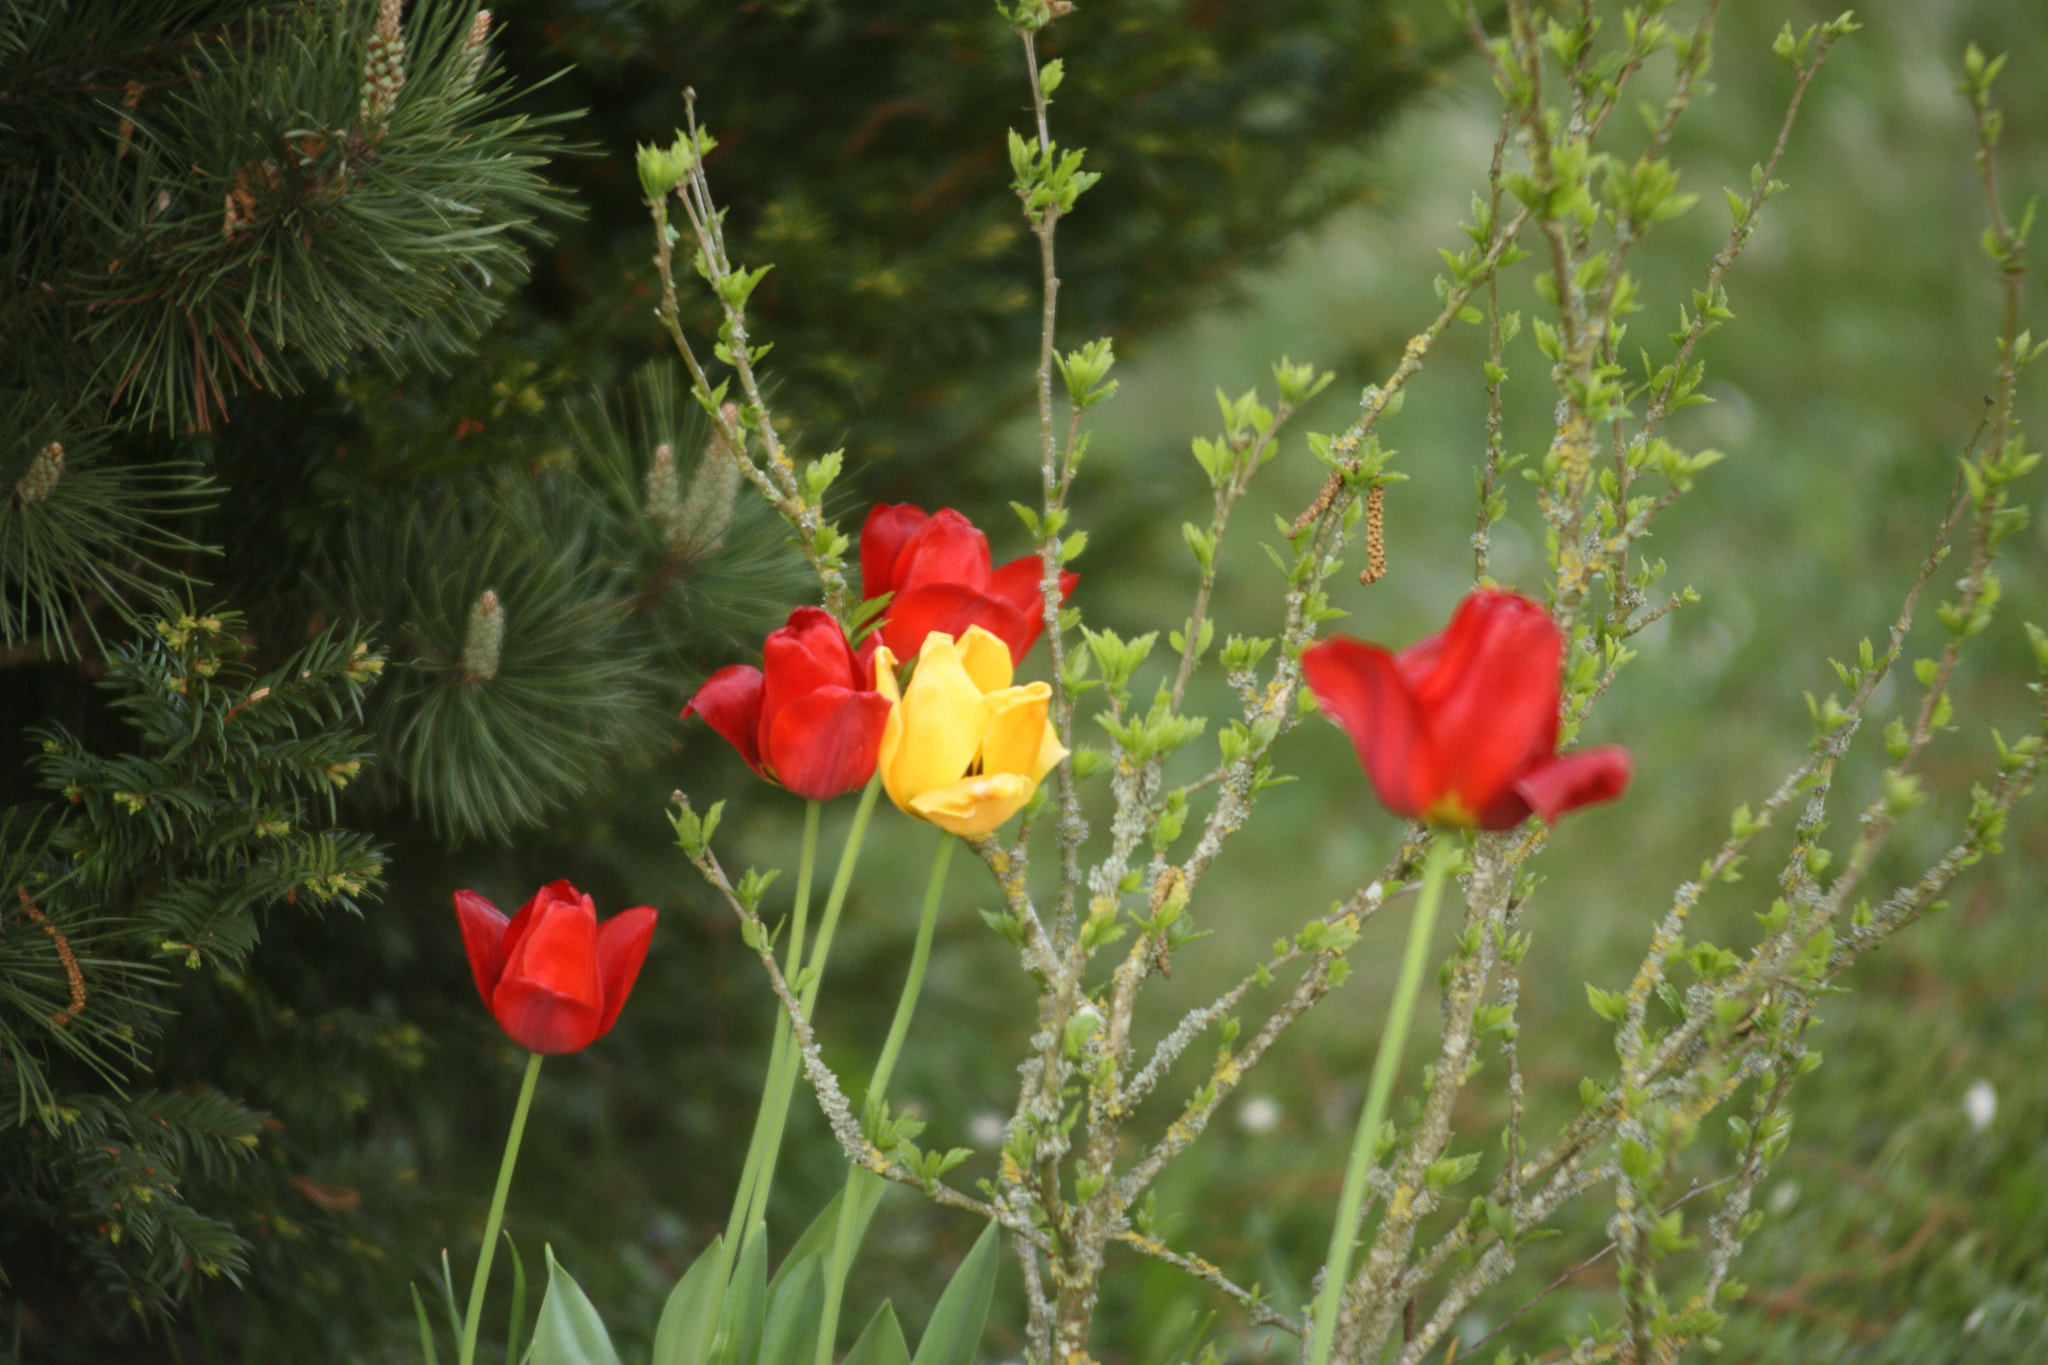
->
1301, 590, 1631, 830
861, 503, 1077, 664
873, 625, 1068, 836
453, 880, 657, 1053
683, 606, 893, 801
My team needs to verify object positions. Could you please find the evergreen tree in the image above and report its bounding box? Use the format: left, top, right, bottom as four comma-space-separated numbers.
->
0, 0, 1444, 1357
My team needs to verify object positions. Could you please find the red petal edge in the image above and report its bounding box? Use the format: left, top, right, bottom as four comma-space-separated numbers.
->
683, 664, 768, 778
593, 906, 658, 1041
452, 889, 510, 1007
1300, 636, 1439, 820
860, 504, 929, 602
1508, 745, 1633, 824
989, 557, 1078, 658
878, 583, 1031, 662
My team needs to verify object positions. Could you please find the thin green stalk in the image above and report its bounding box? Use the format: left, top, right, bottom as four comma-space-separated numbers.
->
746, 779, 883, 1231
1308, 837, 1460, 1365
726, 799, 822, 1250
869, 832, 954, 1100
813, 830, 956, 1365
459, 1050, 544, 1365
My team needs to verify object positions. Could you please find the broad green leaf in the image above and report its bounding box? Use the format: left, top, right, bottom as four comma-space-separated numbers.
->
755, 1256, 823, 1365
528, 1246, 623, 1365
652, 1233, 727, 1365
710, 1226, 768, 1365
844, 1302, 912, 1365
768, 1172, 885, 1304
908, 1220, 1001, 1365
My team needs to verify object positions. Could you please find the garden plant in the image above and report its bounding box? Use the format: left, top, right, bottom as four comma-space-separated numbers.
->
416, 2, 2048, 1363
3, 1, 2044, 1363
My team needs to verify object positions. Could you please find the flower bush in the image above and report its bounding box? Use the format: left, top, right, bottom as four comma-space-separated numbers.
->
415, 6, 2048, 1365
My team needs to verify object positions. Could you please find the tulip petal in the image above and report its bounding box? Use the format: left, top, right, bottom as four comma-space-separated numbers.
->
957, 625, 1014, 694
908, 773, 1034, 837
1030, 721, 1069, 783
763, 608, 861, 694
878, 584, 1032, 662
500, 880, 586, 965
1505, 745, 1633, 825
873, 645, 902, 701
989, 557, 1078, 657
979, 683, 1054, 777
761, 609, 864, 768
493, 895, 603, 1053
1413, 592, 1561, 817
492, 977, 603, 1054
683, 664, 768, 778
892, 509, 991, 594
765, 686, 893, 800
881, 635, 989, 814
592, 905, 658, 1040
861, 503, 930, 601
854, 630, 884, 685
452, 889, 511, 1005
1301, 636, 1438, 819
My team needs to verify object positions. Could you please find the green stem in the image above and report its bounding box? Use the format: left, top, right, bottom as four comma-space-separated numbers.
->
869, 831, 953, 1100
1307, 837, 1459, 1365
813, 830, 956, 1365
725, 799, 822, 1250
746, 779, 882, 1231
459, 1050, 544, 1365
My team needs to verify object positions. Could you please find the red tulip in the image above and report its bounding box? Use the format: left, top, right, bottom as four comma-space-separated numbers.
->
860, 503, 1077, 664
683, 606, 892, 801
454, 880, 657, 1053
1301, 590, 1631, 830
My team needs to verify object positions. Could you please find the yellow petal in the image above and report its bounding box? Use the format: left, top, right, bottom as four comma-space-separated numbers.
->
884, 634, 988, 812
979, 683, 1053, 777
874, 643, 904, 792
908, 773, 1034, 836
957, 625, 1013, 694
1029, 720, 1069, 784
872, 644, 901, 702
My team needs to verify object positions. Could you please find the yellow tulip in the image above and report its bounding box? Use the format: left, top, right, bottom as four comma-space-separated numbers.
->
873, 625, 1068, 836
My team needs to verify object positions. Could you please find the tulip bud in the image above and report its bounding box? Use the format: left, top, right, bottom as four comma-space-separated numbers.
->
461, 589, 504, 684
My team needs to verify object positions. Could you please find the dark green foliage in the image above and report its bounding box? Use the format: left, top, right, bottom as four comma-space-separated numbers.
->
2, 0, 563, 437
487, 0, 1446, 497
342, 361, 800, 839
1, 611, 386, 1326
0, 432, 216, 659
